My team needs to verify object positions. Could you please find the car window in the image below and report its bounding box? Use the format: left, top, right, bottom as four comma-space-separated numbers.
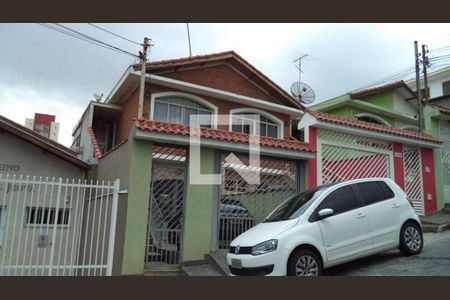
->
263, 186, 328, 222
315, 185, 360, 216
356, 181, 395, 205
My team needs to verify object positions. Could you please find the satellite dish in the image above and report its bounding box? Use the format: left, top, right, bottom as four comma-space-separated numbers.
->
290, 81, 315, 104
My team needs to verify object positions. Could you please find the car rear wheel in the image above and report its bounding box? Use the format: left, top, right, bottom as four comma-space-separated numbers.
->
287, 249, 322, 276
399, 222, 423, 256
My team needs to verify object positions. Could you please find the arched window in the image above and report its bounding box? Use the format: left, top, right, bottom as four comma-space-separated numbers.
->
151, 92, 217, 128
230, 108, 283, 138
401, 126, 419, 132
355, 113, 391, 127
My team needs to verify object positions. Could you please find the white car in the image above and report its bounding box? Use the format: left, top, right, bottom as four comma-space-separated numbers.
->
227, 178, 423, 276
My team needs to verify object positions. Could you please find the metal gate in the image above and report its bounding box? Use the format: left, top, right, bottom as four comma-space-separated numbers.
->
0, 174, 119, 276
146, 146, 186, 268
218, 153, 298, 249
440, 120, 450, 204
317, 129, 393, 184
403, 146, 425, 216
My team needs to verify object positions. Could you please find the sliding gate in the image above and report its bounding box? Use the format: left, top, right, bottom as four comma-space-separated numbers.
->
218, 153, 298, 249
0, 174, 119, 276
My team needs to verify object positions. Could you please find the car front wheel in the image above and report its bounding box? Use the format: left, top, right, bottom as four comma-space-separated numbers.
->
287, 249, 323, 276
399, 222, 423, 256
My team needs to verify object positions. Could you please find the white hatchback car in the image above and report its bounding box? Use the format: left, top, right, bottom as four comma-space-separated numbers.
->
227, 178, 423, 276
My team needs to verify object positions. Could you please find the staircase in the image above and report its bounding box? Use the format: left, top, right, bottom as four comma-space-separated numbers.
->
181, 251, 229, 276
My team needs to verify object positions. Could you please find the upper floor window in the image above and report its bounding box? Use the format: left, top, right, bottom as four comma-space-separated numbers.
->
231, 113, 281, 138
355, 114, 390, 127
443, 80, 450, 96
153, 96, 213, 127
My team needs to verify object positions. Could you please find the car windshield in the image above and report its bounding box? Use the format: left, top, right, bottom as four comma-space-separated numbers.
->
263, 185, 331, 222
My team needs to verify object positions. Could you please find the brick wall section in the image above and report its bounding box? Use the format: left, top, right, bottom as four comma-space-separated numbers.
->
157, 64, 283, 104
116, 67, 295, 144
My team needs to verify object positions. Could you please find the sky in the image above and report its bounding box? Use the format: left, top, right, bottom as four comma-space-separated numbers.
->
0, 23, 449, 147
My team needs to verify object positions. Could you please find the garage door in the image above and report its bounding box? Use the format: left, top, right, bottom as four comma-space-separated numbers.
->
317, 129, 394, 185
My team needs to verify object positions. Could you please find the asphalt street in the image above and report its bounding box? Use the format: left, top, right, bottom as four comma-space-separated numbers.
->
324, 231, 450, 276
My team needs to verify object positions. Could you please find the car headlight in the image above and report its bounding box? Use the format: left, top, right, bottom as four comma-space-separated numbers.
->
251, 239, 278, 256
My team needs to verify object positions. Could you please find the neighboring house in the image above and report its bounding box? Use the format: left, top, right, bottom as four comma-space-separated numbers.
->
72, 51, 315, 275
406, 66, 450, 100
301, 81, 442, 216
25, 113, 60, 142
0, 114, 90, 274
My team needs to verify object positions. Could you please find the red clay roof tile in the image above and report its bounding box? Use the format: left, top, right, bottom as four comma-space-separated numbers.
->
429, 104, 450, 115
87, 127, 103, 158
133, 119, 314, 153
350, 80, 416, 99
307, 110, 441, 144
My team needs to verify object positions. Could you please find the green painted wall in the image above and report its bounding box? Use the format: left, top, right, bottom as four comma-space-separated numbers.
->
324, 106, 395, 127
362, 91, 394, 111
326, 107, 353, 118
423, 106, 445, 210
182, 147, 215, 262
121, 139, 153, 275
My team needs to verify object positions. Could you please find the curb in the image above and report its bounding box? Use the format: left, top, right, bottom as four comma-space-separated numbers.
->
422, 223, 449, 233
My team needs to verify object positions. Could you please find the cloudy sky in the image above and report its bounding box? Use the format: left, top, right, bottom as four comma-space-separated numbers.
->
1, 23, 449, 147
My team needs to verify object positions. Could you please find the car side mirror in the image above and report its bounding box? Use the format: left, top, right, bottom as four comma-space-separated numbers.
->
317, 208, 334, 220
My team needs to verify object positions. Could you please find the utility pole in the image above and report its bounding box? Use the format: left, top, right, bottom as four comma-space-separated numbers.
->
414, 41, 423, 133
138, 37, 150, 119
422, 44, 430, 101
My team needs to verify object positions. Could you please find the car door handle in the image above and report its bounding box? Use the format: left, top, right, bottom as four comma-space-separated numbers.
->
357, 213, 366, 219
392, 204, 400, 208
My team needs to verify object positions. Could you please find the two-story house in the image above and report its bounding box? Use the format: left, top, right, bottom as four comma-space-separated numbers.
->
299, 81, 442, 217
71, 51, 315, 275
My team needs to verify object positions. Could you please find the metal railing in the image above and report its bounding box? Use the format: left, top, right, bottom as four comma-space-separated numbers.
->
0, 174, 119, 276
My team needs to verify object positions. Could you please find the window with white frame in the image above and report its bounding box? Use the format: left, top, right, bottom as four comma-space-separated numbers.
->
0, 206, 5, 246
153, 97, 212, 127
231, 113, 280, 138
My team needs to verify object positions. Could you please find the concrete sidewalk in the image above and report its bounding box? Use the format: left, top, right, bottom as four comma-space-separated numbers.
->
420, 211, 450, 232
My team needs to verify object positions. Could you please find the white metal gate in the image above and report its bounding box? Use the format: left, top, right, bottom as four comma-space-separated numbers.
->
0, 174, 119, 276
318, 129, 394, 184
403, 146, 425, 216
440, 120, 450, 204
218, 153, 297, 249
146, 146, 186, 268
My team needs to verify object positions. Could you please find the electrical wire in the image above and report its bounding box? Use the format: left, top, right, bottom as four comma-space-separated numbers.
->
36, 23, 139, 58
52, 23, 139, 57
87, 23, 142, 46
355, 66, 417, 90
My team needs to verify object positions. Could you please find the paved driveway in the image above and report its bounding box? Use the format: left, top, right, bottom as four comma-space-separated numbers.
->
324, 231, 450, 276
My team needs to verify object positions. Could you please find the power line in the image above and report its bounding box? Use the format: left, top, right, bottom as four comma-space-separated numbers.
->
87, 23, 142, 46
37, 23, 139, 58
355, 65, 416, 90
52, 23, 139, 58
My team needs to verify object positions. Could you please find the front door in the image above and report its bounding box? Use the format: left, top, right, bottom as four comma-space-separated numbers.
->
146, 160, 186, 269
314, 185, 373, 265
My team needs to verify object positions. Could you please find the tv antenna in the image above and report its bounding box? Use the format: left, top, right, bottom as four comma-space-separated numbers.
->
290, 54, 316, 104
